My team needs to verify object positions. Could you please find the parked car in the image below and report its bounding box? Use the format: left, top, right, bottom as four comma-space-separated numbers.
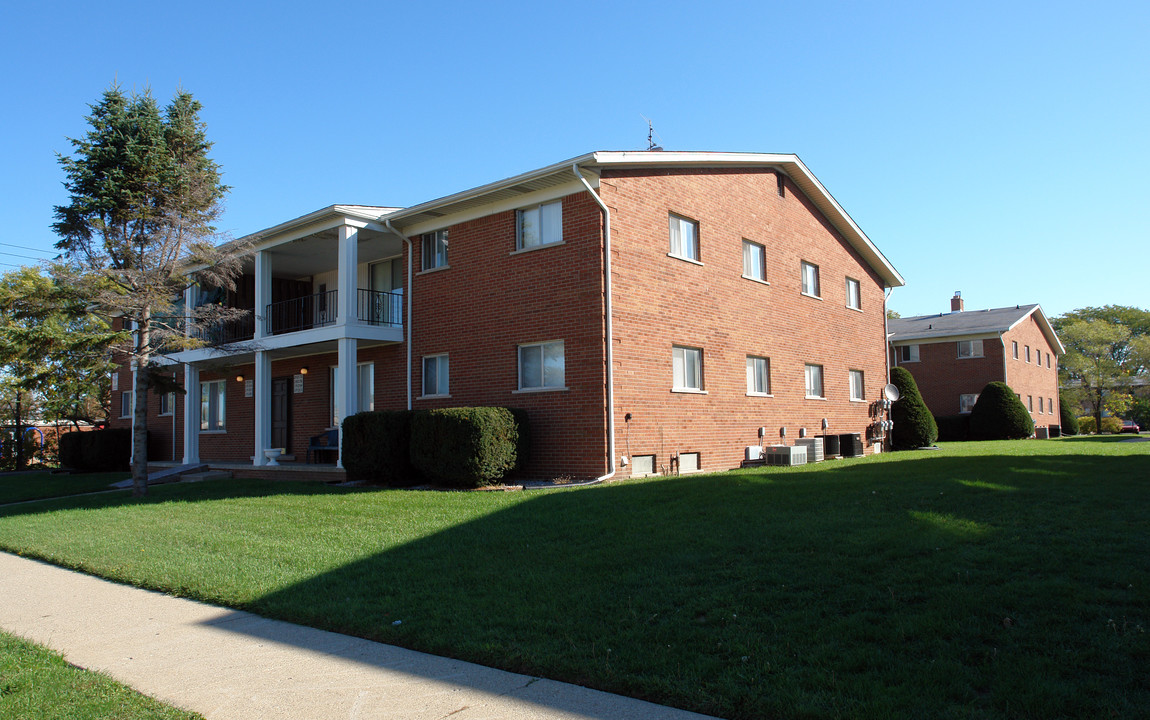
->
1119, 419, 1141, 434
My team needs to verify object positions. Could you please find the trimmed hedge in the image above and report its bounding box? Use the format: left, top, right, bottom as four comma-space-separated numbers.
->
342, 410, 417, 486
1059, 394, 1080, 435
934, 414, 971, 442
969, 382, 1034, 440
410, 407, 525, 487
58, 429, 132, 472
890, 366, 938, 450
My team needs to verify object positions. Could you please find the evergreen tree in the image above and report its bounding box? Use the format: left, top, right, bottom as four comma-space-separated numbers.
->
969, 382, 1034, 440
1059, 391, 1080, 436
52, 85, 247, 497
889, 366, 938, 450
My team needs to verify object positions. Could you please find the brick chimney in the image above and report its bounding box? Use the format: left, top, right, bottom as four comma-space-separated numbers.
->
951, 291, 964, 312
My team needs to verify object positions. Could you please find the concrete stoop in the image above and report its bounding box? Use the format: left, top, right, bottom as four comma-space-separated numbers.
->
182, 470, 233, 482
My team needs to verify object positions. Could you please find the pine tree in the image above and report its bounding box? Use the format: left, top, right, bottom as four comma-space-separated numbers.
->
52, 85, 247, 497
890, 366, 938, 450
969, 382, 1034, 440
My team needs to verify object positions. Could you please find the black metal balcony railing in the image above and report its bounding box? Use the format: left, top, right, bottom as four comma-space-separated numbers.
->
150, 315, 255, 347
358, 289, 403, 327
266, 289, 338, 336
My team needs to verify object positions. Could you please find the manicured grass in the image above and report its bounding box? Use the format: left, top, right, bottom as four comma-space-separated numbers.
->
0, 471, 129, 505
0, 438, 1146, 719
0, 630, 201, 719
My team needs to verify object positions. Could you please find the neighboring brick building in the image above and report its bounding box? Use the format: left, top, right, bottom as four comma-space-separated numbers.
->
888, 293, 1065, 430
108, 151, 905, 479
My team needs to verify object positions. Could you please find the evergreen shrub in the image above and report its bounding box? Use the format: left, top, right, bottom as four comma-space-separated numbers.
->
1059, 394, 1079, 435
1100, 417, 1123, 434
934, 414, 971, 442
342, 410, 416, 486
890, 366, 938, 450
969, 382, 1034, 440
409, 407, 527, 487
59, 429, 132, 472
1078, 416, 1097, 434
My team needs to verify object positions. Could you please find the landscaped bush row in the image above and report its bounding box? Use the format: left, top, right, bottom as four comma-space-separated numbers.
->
58, 429, 132, 472
343, 407, 530, 488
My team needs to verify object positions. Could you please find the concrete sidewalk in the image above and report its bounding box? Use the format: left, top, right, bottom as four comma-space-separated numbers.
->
0, 552, 716, 720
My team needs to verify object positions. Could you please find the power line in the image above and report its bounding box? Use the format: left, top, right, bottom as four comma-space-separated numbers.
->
0, 242, 53, 255
0, 250, 48, 261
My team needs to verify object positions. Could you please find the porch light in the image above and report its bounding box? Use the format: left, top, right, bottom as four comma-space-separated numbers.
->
235, 374, 244, 382
300, 366, 309, 375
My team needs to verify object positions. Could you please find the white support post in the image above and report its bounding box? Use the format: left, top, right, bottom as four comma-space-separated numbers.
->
336, 337, 358, 469
337, 225, 359, 327
182, 364, 201, 464
183, 285, 195, 340
254, 250, 270, 340
254, 351, 271, 465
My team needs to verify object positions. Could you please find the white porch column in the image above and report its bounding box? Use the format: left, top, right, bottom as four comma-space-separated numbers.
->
254, 250, 270, 341
182, 364, 201, 464
253, 351, 271, 465
183, 285, 195, 340
336, 336, 358, 469
337, 225, 359, 327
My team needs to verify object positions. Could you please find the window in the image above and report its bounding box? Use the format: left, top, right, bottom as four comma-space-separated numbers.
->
801, 261, 820, 297
200, 380, 225, 431
1012, 341, 1019, 359
742, 240, 766, 281
159, 392, 174, 416
669, 214, 699, 262
805, 363, 824, 398
519, 340, 565, 390
1037, 397, 1043, 414
679, 452, 700, 473
632, 454, 656, 476
1028, 395, 1033, 411
746, 356, 771, 395
959, 393, 979, 414
672, 346, 703, 391
1025, 345, 1031, 363
1047, 353, 1052, 368
897, 345, 920, 363
517, 201, 562, 250
120, 390, 133, 419
957, 340, 984, 358
845, 277, 861, 310
330, 363, 375, 427
1049, 397, 1054, 414
111, 373, 119, 391
422, 354, 449, 397
849, 370, 865, 401
421, 230, 448, 270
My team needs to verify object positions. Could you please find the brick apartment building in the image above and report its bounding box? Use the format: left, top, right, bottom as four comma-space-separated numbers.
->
888, 293, 1065, 430
109, 151, 905, 480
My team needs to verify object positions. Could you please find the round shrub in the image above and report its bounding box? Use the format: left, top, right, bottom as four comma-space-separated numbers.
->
409, 407, 524, 487
1059, 394, 1079, 436
342, 410, 417, 486
1100, 417, 1123, 434
969, 382, 1034, 440
890, 366, 938, 450
1078, 416, 1097, 434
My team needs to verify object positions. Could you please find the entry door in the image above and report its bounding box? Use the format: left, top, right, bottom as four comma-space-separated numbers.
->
370, 259, 403, 325
271, 377, 291, 451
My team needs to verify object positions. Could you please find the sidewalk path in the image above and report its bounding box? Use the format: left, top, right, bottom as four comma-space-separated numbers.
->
0, 553, 717, 720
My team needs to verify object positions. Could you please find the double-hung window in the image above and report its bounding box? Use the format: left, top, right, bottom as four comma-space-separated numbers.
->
422, 354, 449, 397
672, 346, 703, 391
846, 277, 861, 310
742, 240, 766, 281
1012, 341, 1019, 359
897, 345, 919, 363
159, 391, 174, 416
421, 230, 448, 270
805, 363, 824, 399
517, 201, 562, 250
959, 393, 979, 414
330, 363, 375, 427
801, 261, 820, 297
669, 214, 699, 262
957, 340, 983, 358
200, 380, 225, 431
746, 356, 770, 395
519, 341, 565, 390
849, 370, 865, 401
120, 390, 134, 419
1025, 345, 1031, 363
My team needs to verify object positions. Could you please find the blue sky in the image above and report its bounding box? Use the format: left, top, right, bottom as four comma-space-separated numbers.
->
2, 0, 1146, 318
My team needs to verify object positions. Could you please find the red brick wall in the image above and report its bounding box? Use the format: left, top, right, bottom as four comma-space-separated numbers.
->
1002, 315, 1062, 428
599, 167, 891, 476
894, 338, 1005, 416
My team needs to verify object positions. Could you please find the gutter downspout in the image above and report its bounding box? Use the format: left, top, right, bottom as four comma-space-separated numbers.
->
573, 164, 616, 483
384, 218, 413, 410
884, 286, 893, 387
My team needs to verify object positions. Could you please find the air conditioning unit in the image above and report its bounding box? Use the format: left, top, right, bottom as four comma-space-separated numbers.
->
795, 437, 824, 462
839, 433, 863, 457
764, 445, 807, 466
1035, 427, 1050, 439
745, 445, 764, 462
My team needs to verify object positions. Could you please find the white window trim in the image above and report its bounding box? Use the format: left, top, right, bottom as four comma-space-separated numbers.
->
200, 380, 226, 432
845, 277, 862, 311
957, 340, 984, 359
668, 213, 700, 263
329, 362, 375, 429
897, 345, 920, 363
672, 345, 704, 393
742, 239, 767, 284
421, 229, 449, 272
517, 340, 565, 392
801, 261, 821, 299
746, 355, 771, 396
516, 200, 563, 251
159, 392, 175, 417
420, 354, 450, 399
959, 393, 979, 414
849, 369, 865, 402
119, 390, 133, 419
804, 363, 825, 399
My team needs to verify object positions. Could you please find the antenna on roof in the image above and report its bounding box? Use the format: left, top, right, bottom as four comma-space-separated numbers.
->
641, 115, 663, 151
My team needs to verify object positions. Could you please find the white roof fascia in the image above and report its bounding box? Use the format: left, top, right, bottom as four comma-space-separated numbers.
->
246, 205, 400, 250
1004, 305, 1066, 355
890, 331, 1003, 345
400, 178, 590, 238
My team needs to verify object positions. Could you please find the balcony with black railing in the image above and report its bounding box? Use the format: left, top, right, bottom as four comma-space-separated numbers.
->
265, 289, 338, 336
358, 288, 403, 327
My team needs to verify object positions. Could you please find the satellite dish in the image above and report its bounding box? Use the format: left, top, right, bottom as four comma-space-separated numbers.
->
883, 383, 901, 402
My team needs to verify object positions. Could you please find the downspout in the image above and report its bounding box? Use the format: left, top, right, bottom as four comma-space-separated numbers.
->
384, 218, 413, 410
573, 164, 616, 482
884, 286, 893, 387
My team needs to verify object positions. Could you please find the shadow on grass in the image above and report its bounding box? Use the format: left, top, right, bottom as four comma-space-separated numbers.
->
211, 451, 1149, 720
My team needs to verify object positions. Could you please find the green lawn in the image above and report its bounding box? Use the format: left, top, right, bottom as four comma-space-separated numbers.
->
0, 471, 128, 505
0, 438, 1146, 719
0, 630, 201, 719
